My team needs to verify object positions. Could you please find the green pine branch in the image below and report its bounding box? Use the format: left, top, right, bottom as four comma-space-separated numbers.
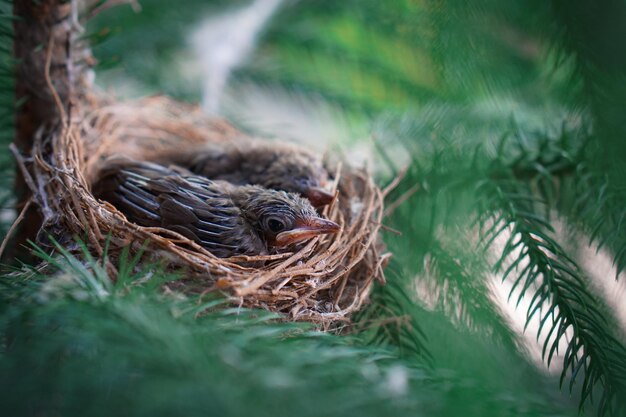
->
539, 0, 626, 280
559, 163, 626, 276
353, 262, 432, 365
425, 240, 520, 350
478, 140, 626, 416
0, 242, 580, 417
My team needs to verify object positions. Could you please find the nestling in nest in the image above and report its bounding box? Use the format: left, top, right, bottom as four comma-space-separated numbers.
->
13, 96, 391, 326
92, 157, 340, 258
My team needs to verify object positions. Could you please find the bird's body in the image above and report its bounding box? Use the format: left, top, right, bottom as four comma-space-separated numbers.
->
161, 141, 334, 207
93, 159, 339, 258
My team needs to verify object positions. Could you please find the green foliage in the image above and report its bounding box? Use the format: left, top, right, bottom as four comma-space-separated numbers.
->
354, 263, 432, 364
88, 0, 235, 100
544, 0, 626, 275
548, 0, 626, 180
478, 126, 626, 415
0, 246, 581, 417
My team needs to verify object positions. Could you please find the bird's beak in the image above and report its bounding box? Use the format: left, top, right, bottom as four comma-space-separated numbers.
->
275, 217, 340, 246
306, 187, 335, 207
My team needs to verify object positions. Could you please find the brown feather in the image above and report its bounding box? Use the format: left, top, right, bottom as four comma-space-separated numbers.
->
93, 158, 339, 258
161, 141, 331, 205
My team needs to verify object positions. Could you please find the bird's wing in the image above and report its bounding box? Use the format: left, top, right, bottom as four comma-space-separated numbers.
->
154, 175, 244, 251
93, 160, 255, 257
93, 159, 168, 226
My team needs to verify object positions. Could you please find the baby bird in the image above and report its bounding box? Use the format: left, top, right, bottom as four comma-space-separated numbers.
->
93, 159, 340, 258
163, 141, 335, 207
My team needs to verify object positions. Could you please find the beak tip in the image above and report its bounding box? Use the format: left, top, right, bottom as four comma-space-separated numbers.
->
315, 217, 340, 234
327, 221, 341, 233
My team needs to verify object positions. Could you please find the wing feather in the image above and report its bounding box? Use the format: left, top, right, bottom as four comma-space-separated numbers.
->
92, 159, 262, 257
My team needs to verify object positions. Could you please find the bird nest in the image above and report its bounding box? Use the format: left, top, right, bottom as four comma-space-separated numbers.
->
12, 96, 391, 326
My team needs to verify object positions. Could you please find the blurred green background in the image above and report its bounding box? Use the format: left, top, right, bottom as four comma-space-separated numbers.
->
1, 0, 626, 416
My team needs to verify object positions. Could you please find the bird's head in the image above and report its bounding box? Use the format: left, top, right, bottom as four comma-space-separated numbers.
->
243, 144, 335, 207
233, 186, 340, 248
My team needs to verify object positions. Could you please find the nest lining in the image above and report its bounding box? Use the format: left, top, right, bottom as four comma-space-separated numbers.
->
12, 96, 390, 325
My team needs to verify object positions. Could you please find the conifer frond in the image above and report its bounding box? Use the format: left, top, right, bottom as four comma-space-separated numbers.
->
560, 163, 626, 276
369, 108, 527, 356
353, 262, 432, 364
424, 241, 520, 350
478, 140, 626, 416
546, 1, 626, 251
0, 245, 579, 417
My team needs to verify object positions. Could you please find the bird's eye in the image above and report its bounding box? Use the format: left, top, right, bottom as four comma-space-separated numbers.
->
267, 217, 286, 233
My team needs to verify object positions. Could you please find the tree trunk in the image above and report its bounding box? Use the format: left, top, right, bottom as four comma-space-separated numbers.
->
6, 0, 73, 262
